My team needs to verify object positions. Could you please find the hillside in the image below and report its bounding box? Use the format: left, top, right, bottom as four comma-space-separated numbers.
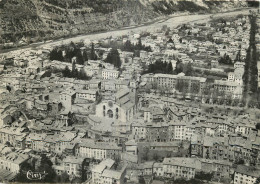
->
0, 0, 249, 48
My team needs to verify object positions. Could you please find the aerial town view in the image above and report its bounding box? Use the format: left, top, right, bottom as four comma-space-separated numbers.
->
0, 0, 260, 184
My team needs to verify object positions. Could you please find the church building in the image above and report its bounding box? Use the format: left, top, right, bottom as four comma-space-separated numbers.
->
95, 89, 137, 123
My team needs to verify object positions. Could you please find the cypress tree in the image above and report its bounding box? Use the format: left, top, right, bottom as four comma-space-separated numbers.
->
90, 43, 97, 60
83, 50, 88, 62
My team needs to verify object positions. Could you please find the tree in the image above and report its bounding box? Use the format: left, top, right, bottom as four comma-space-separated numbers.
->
71, 61, 78, 77
78, 68, 88, 80
35, 154, 56, 183
153, 153, 159, 161
176, 80, 184, 92
71, 68, 78, 78
62, 66, 71, 78
168, 38, 174, 44
191, 83, 200, 94
137, 37, 142, 50
219, 54, 233, 65
114, 157, 121, 170
90, 43, 97, 60
50, 48, 57, 61
6, 85, 11, 93
235, 50, 241, 62
144, 60, 173, 74
256, 123, 260, 130
76, 51, 84, 65
175, 59, 183, 74
255, 177, 260, 184
166, 62, 173, 74
165, 29, 170, 36
50, 48, 63, 61
59, 172, 70, 183
183, 62, 193, 76
68, 111, 77, 126
235, 158, 245, 165
15, 161, 34, 183
123, 40, 134, 52
195, 172, 214, 181
82, 50, 88, 62
142, 146, 149, 161
139, 176, 145, 184
105, 48, 121, 68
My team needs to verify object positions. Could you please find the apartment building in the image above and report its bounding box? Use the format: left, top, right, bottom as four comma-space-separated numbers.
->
75, 139, 121, 160
0, 151, 29, 174
234, 165, 260, 184
102, 69, 119, 80
76, 89, 98, 102
162, 157, 201, 180
91, 159, 126, 184
53, 156, 85, 178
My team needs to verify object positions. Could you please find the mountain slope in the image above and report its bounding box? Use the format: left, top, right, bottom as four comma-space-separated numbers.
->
0, 0, 248, 48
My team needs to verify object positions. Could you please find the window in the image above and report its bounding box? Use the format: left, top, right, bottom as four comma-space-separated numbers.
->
116, 108, 119, 119
107, 110, 113, 118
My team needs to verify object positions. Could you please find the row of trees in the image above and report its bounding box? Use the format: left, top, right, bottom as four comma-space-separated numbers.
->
50, 42, 97, 65
243, 15, 260, 109
140, 82, 249, 108
144, 60, 173, 74
143, 59, 194, 76
123, 39, 152, 53
248, 16, 258, 94
62, 62, 91, 80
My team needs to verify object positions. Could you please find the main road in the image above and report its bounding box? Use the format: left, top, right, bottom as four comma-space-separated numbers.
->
0, 8, 255, 54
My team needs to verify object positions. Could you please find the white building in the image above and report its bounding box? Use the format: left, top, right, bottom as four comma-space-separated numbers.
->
168, 121, 187, 141
61, 157, 84, 177
162, 157, 201, 180
75, 139, 121, 161
76, 89, 98, 102
234, 165, 260, 184
125, 139, 138, 155
153, 162, 164, 177
132, 122, 147, 140
234, 61, 245, 69
214, 80, 238, 93
91, 159, 126, 184
0, 152, 29, 174
102, 69, 119, 80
